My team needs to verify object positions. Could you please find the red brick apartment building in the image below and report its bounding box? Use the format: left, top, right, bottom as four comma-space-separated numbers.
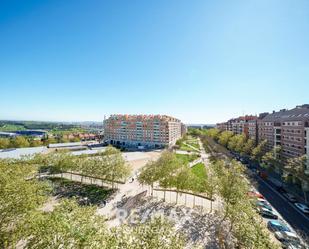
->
216, 105, 309, 165
217, 115, 258, 138
258, 105, 309, 161
103, 114, 183, 149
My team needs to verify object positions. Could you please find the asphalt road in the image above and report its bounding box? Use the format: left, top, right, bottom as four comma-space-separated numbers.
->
204, 137, 309, 241
249, 169, 309, 238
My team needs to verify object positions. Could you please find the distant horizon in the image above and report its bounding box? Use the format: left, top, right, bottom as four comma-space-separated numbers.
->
1, 102, 308, 125
1, 1, 308, 124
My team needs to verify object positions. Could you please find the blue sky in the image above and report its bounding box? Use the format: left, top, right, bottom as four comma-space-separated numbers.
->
0, 0, 309, 124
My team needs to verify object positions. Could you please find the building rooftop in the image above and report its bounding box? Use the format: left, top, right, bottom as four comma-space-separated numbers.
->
107, 114, 181, 122
0, 146, 47, 159
262, 105, 309, 122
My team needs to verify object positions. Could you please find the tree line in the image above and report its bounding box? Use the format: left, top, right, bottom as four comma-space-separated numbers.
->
0, 147, 189, 249
201, 128, 309, 191
0, 135, 81, 149
138, 150, 278, 248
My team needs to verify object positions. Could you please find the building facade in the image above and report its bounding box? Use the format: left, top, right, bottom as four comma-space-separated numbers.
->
258, 105, 309, 162
216, 115, 257, 137
104, 114, 182, 149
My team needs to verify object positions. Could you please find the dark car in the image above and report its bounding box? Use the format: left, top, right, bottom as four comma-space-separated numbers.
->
267, 220, 291, 233
258, 207, 278, 219
283, 193, 297, 203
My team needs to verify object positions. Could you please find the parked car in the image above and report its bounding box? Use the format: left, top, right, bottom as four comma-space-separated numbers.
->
256, 200, 273, 211
294, 203, 309, 214
258, 207, 278, 219
281, 241, 306, 249
274, 231, 300, 243
267, 220, 291, 233
283, 193, 298, 203
248, 191, 264, 199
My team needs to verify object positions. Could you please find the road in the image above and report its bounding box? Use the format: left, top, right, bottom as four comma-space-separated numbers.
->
204, 137, 309, 240
249, 167, 309, 237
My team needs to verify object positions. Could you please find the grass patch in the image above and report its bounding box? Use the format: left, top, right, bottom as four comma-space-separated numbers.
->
176, 153, 199, 164
47, 177, 114, 206
191, 163, 207, 180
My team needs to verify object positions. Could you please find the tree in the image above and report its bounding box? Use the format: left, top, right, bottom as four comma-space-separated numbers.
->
10, 136, 30, 148
0, 159, 49, 247
101, 146, 131, 188
251, 140, 267, 162
205, 128, 220, 140
235, 134, 247, 154
284, 155, 309, 201
0, 138, 10, 149
29, 139, 43, 147
242, 139, 255, 157
227, 135, 245, 152
139, 151, 181, 197
261, 146, 282, 172
211, 159, 278, 249
218, 131, 234, 147
22, 199, 187, 249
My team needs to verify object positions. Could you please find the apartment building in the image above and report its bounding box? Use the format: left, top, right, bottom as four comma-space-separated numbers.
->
258, 105, 309, 162
216, 115, 257, 137
103, 114, 182, 149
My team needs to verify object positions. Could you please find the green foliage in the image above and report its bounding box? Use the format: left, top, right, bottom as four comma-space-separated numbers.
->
191, 162, 207, 180
218, 131, 234, 147
22, 199, 186, 249
227, 134, 247, 153
176, 153, 199, 165
0, 138, 10, 149
205, 128, 220, 140
0, 159, 49, 247
242, 139, 255, 156
212, 159, 278, 249
251, 140, 267, 162
284, 155, 308, 180
10, 136, 30, 148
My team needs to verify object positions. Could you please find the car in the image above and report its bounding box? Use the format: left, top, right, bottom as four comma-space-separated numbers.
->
274, 231, 300, 243
256, 201, 273, 211
258, 207, 278, 219
248, 191, 264, 199
294, 203, 309, 214
282, 241, 306, 249
283, 193, 297, 203
267, 220, 291, 233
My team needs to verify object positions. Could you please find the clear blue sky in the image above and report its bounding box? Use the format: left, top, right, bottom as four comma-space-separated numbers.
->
1, 0, 309, 124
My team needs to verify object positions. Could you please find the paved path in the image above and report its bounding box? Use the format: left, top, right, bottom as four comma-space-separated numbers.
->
198, 138, 210, 167
183, 141, 201, 153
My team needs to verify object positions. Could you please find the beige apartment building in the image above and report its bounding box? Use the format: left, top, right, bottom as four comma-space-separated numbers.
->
104, 114, 182, 149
